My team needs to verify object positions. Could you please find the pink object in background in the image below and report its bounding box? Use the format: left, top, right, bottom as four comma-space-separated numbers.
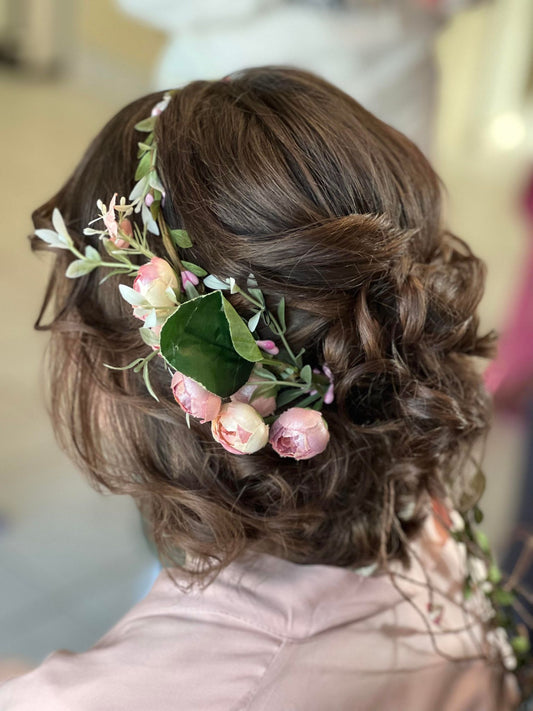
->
485, 172, 533, 412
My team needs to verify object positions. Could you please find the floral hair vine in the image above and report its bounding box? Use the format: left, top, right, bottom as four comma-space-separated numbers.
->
35, 92, 334, 460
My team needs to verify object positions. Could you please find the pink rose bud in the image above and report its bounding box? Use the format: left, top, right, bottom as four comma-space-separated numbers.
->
256, 340, 279, 356
181, 270, 199, 288
171, 371, 221, 423
231, 381, 276, 417
144, 193, 154, 207
133, 257, 179, 309
111, 218, 132, 249
269, 408, 329, 460
211, 402, 269, 455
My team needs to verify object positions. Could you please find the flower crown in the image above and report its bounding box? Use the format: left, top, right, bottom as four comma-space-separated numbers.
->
35, 92, 333, 459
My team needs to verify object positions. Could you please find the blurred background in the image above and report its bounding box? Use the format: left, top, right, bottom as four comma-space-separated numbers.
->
1, 0, 533, 665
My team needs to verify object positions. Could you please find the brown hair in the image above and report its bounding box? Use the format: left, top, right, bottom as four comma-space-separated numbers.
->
32, 67, 494, 579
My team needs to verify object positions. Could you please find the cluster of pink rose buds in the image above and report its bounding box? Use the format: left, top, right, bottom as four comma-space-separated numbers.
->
171, 371, 330, 460
130, 255, 330, 459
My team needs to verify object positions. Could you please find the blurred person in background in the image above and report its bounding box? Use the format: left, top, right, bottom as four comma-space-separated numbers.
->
117, 0, 479, 156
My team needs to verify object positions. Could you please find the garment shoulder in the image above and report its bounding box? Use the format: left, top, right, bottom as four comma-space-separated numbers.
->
0, 599, 285, 711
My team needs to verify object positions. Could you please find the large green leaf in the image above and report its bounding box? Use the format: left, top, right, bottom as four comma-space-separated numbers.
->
160, 291, 259, 397
221, 298, 262, 362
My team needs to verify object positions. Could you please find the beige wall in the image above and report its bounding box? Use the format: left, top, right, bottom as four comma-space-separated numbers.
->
79, 0, 165, 74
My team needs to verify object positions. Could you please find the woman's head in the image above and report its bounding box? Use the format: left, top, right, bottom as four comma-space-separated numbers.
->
32, 67, 493, 577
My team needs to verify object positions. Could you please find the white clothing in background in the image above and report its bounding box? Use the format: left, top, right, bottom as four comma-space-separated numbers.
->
117, 0, 477, 154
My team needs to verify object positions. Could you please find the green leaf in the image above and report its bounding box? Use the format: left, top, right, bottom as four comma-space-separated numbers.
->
473, 506, 484, 524
51, 208, 73, 245
34, 228, 71, 250
249, 288, 264, 305
277, 296, 286, 331
294, 347, 305, 367
492, 588, 515, 606
139, 327, 160, 348
488, 563, 502, 584
300, 364, 312, 385
276, 387, 307, 408
65, 259, 98, 278
184, 282, 199, 300
204, 274, 229, 290
170, 229, 193, 249
476, 530, 490, 554
135, 150, 152, 180
148, 171, 165, 193
142, 359, 159, 401
221, 296, 262, 362
295, 393, 322, 409
160, 292, 256, 398
137, 141, 152, 155
102, 238, 130, 264
511, 635, 530, 655
248, 311, 261, 332
181, 261, 207, 277
141, 202, 159, 235
254, 367, 276, 381
250, 383, 278, 401
118, 284, 147, 306
84, 245, 101, 262
456, 467, 486, 512
134, 117, 156, 132
131, 177, 149, 204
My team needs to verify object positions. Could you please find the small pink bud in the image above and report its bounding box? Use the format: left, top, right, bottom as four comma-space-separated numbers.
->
211, 402, 269, 455
269, 408, 329, 460
133, 257, 179, 311
171, 371, 221, 423
322, 364, 335, 404
144, 193, 154, 207
256, 340, 279, 356
111, 218, 132, 249
181, 270, 199, 288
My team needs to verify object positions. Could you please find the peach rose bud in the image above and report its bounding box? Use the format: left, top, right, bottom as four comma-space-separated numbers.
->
112, 218, 133, 249
171, 371, 221, 423
211, 402, 269, 455
133, 257, 179, 309
230, 380, 276, 417
269, 407, 329, 460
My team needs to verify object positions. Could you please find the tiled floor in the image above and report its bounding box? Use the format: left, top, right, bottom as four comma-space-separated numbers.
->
0, 8, 531, 664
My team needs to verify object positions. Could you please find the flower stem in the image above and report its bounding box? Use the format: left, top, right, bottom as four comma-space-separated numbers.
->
237, 288, 300, 367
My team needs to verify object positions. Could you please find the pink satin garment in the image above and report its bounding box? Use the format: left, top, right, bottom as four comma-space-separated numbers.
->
0, 512, 520, 711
